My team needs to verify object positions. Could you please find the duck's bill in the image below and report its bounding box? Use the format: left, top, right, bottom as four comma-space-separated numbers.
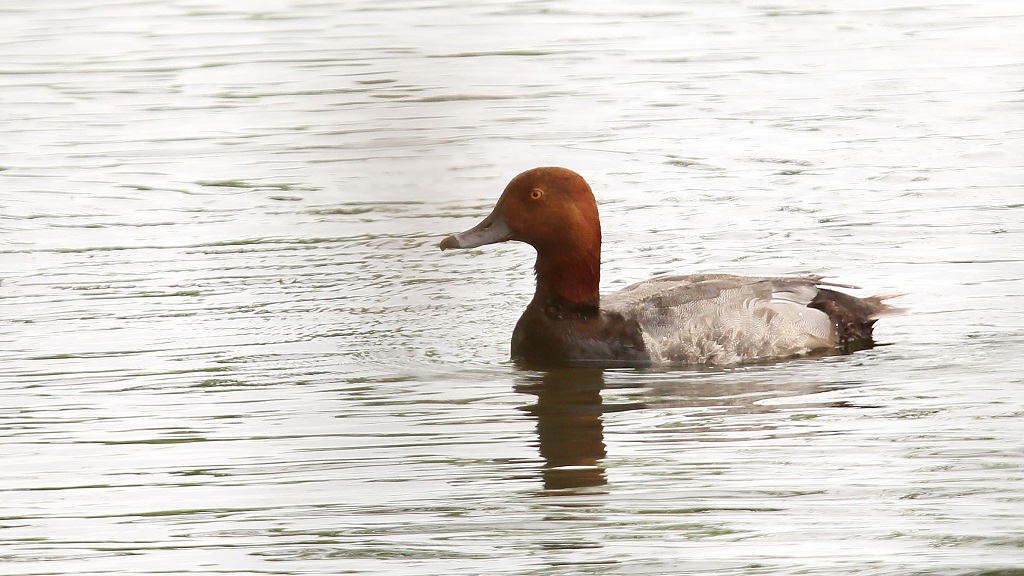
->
440, 211, 513, 250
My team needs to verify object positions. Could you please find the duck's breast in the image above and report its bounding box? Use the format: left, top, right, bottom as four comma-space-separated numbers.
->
510, 301, 649, 368
602, 274, 836, 365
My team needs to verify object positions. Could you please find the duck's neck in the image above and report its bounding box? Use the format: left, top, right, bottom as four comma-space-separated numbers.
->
533, 247, 601, 313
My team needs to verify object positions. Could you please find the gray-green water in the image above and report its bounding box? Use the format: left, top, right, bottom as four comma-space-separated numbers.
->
2, 1, 1023, 574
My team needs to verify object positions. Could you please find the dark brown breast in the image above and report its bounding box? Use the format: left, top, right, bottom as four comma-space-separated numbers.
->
510, 298, 649, 369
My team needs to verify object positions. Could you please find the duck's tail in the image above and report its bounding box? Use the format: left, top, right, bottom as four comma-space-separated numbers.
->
810, 288, 906, 343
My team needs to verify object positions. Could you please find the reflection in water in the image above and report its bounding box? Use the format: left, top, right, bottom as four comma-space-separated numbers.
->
515, 370, 643, 490
645, 373, 862, 416
514, 367, 870, 490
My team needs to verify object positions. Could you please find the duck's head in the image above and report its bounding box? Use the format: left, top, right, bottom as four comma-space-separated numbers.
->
439, 167, 600, 253
440, 167, 602, 305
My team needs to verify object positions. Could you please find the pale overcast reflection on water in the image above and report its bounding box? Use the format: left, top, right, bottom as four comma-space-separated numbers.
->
2, 1, 1023, 575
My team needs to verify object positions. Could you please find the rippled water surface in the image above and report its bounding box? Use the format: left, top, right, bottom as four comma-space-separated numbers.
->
3, 1, 1023, 574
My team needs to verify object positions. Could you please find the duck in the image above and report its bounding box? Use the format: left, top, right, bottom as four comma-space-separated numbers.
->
440, 167, 902, 368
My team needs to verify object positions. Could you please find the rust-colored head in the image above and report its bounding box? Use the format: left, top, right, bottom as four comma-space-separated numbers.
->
440, 167, 602, 304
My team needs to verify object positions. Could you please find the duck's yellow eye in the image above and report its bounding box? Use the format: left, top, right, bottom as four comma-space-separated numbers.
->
530, 188, 543, 200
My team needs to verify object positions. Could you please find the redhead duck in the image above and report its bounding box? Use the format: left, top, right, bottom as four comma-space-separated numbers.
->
440, 167, 902, 368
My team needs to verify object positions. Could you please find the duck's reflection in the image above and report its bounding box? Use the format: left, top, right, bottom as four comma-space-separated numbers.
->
514, 369, 645, 490
513, 363, 869, 490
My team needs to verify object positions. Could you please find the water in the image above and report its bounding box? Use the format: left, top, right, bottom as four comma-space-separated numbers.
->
2, 0, 1023, 574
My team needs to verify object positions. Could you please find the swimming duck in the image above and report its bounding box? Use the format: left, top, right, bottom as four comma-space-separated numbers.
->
440, 167, 901, 368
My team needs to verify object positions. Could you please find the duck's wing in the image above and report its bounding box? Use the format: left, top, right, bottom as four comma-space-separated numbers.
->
602, 274, 843, 365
